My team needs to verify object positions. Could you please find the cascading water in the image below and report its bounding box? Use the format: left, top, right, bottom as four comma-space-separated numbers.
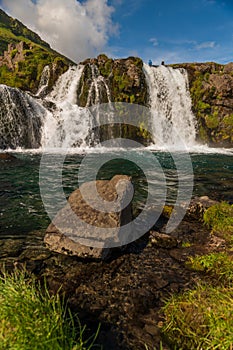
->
85, 64, 112, 107
143, 64, 197, 149
41, 64, 94, 148
0, 61, 199, 151
42, 63, 114, 149
0, 84, 47, 149
36, 65, 51, 98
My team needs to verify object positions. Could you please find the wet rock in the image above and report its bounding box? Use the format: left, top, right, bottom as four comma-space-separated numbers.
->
44, 175, 133, 259
149, 230, 178, 248
185, 196, 218, 221
0, 239, 24, 258
0, 152, 17, 161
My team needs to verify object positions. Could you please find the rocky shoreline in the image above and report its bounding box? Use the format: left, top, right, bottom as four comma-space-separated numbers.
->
0, 196, 228, 350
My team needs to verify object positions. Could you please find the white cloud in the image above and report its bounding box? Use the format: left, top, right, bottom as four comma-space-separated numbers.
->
1, 0, 118, 62
149, 37, 158, 47
195, 41, 216, 50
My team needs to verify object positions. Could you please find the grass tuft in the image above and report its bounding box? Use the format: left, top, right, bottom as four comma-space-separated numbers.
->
187, 252, 233, 285
0, 269, 99, 350
162, 284, 233, 350
203, 202, 233, 243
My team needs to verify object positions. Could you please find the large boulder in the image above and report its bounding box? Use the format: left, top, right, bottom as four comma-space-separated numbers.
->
44, 175, 133, 260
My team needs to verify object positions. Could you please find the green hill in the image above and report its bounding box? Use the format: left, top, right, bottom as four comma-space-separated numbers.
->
0, 9, 74, 93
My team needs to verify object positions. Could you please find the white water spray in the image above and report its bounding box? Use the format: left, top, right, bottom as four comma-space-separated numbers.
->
143, 64, 197, 149
42, 65, 94, 149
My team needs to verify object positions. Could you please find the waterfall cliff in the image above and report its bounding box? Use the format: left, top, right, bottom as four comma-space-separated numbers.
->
0, 59, 199, 150
143, 64, 197, 148
0, 84, 46, 149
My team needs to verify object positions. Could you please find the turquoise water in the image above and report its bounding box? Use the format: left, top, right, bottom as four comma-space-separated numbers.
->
0, 151, 233, 238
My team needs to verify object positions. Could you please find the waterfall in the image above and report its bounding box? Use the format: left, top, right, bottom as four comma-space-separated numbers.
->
85, 64, 112, 107
143, 64, 197, 148
48, 65, 84, 104
41, 63, 114, 149
0, 84, 47, 149
36, 65, 51, 98
41, 65, 94, 149
0, 60, 199, 151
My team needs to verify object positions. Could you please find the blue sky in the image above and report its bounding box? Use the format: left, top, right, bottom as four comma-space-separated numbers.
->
107, 0, 233, 64
1, 0, 232, 64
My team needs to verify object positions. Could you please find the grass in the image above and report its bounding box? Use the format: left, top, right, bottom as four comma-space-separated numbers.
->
161, 284, 233, 350
160, 202, 233, 349
145, 344, 163, 350
0, 10, 73, 92
187, 252, 233, 285
203, 202, 233, 243
0, 269, 100, 350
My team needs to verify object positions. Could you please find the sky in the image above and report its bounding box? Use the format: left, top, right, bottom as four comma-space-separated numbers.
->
0, 0, 232, 64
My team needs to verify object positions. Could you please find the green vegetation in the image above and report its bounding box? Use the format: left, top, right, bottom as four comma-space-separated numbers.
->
0, 269, 99, 350
160, 202, 233, 349
187, 63, 233, 146
203, 201, 233, 242
205, 109, 219, 129
187, 252, 233, 285
0, 9, 72, 92
181, 241, 192, 248
0, 9, 50, 55
223, 114, 233, 126
162, 284, 233, 350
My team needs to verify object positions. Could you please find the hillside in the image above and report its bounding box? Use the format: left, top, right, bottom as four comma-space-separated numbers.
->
0, 9, 74, 93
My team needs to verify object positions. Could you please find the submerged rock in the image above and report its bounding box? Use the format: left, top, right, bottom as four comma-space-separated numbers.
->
0, 152, 17, 161
44, 175, 133, 259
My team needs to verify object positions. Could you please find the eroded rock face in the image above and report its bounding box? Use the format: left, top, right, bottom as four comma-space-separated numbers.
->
78, 54, 148, 106
172, 62, 233, 147
0, 85, 46, 149
44, 175, 133, 259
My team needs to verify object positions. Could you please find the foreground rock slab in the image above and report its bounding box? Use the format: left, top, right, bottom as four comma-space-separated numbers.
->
44, 175, 133, 259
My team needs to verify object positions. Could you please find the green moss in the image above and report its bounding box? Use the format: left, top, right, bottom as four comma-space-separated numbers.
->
223, 114, 233, 126
203, 201, 233, 242
205, 110, 219, 129
10, 48, 18, 59
198, 124, 209, 142
137, 121, 151, 140
0, 42, 71, 92
98, 58, 113, 78
162, 205, 173, 218
197, 101, 211, 113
